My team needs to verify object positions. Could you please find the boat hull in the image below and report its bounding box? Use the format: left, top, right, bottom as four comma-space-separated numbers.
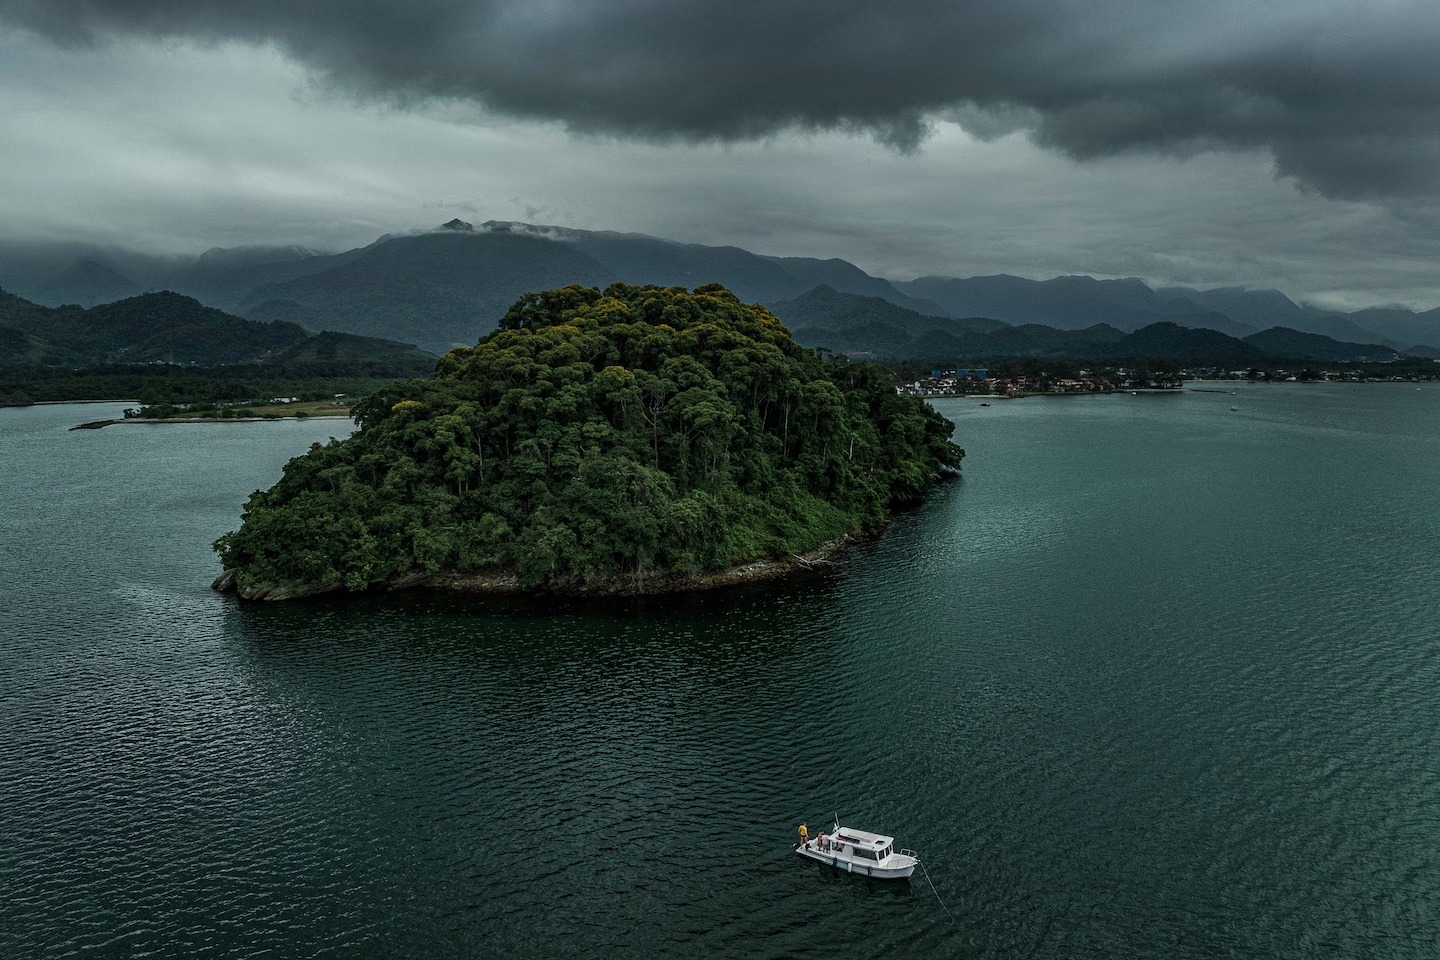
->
795, 845, 916, 879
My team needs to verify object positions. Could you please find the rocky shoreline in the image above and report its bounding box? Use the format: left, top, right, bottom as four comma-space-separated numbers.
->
211, 534, 855, 602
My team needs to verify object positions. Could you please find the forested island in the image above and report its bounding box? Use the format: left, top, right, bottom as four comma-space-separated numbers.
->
213, 283, 963, 600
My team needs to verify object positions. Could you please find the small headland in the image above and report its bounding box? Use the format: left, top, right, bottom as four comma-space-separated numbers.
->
72, 399, 353, 430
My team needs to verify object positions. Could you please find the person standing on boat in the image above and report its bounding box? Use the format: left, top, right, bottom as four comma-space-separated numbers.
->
798, 823, 809, 847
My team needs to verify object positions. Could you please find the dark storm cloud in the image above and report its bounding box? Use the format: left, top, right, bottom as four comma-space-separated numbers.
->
5, 0, 1440, 198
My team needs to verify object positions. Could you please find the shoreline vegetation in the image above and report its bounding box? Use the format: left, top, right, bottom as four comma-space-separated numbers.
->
212, 532, 861, 601
0, 360, 432, 411
71, 398, 354, 430
213, 283, 963, 601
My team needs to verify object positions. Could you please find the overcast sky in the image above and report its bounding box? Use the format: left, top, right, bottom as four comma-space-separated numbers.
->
3, 1, 1440, 310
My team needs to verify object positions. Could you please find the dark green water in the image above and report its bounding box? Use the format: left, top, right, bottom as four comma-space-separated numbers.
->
4, 386, 1440, 958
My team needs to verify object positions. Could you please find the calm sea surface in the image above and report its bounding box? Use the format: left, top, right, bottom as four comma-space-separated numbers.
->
4, 385, 1440, 958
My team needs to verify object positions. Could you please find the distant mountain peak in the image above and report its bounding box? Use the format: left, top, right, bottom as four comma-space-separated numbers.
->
32, 258, 142, 308
476, 220, 597, 243
193, 244, 323, 271
119, 290, 203, 308
438, 219, 475, 232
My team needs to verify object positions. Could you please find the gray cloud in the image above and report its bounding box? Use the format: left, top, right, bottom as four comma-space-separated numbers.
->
5, 0, 1440, 198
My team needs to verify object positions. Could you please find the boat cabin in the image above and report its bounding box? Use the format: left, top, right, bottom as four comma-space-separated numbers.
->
819, 827, 894, 861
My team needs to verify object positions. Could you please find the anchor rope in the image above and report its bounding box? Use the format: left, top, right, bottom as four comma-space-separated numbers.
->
918, 858, 957, 924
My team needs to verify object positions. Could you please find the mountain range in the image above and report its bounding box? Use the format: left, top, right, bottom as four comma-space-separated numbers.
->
3, 219, 1438, 359
0, 289, 436, 371
774, 286, 1408, 365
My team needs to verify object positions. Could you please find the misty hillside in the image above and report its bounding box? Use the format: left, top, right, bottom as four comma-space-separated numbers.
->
236, 230, 615, 351
477, 221, 941, 310
0, 288, 434, 370
222, 221, 958, 351
5, 220, 1440, 355
1163, 285, 1394, 345
772, 285, 1428, 365
1242, 327, 1400, 362
1344, 306, 1440, 350
548, 227, 799, 301
1108, 323, 1265, 364
769, 284, 1124, 360
894, 274, 1257, 337
1156, 286, 1311, 331
772, 284, 1004, 334
1157, 285, 1440, 350
32, 259, 143, 308
177, 244, 364, 312
759, 256, 946, 314
269, 330, 437, 367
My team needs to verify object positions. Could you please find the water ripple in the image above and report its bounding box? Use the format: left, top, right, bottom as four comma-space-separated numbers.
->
5, 389, 1440, 957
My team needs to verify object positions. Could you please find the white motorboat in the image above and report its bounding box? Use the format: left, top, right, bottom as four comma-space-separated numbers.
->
795, 821, 918, 879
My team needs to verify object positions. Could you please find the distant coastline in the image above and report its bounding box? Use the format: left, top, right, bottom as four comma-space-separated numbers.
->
72, 414, 351, 430
34, 398, 141, 405
918, 388, 1182, 400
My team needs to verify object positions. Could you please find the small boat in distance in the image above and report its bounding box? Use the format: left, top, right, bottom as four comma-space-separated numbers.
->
795, 820, 918, 879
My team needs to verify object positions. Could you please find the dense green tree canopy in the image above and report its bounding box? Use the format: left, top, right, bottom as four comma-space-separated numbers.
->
215, 283, 962, 595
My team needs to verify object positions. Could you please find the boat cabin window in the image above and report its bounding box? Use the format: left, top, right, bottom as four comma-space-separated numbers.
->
880, 845, 892, 858
853, 846, 880, 860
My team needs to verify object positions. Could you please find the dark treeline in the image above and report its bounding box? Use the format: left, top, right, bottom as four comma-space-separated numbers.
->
0, 361, 428, 407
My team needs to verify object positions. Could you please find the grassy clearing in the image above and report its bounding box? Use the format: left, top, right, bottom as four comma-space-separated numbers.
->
237, 400, 352, 419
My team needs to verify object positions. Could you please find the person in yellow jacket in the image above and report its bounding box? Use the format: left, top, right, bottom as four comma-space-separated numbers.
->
798, 823, 809, 846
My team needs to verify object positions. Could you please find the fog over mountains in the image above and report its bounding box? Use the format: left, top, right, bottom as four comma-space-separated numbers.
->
3, 219, 1437, 361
